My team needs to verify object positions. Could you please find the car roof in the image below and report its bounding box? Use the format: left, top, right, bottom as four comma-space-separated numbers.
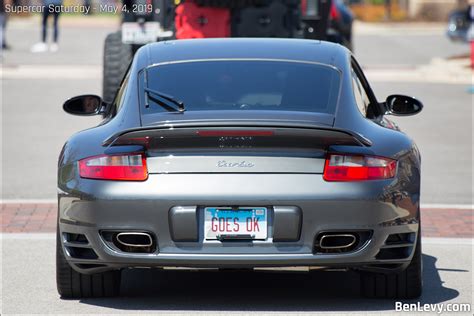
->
134, 38, 349, 71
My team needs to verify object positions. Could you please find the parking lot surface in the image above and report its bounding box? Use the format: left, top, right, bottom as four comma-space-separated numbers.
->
1, 234, 472, 315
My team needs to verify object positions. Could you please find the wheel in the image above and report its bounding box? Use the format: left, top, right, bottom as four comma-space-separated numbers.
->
360, 233, 423, 299
56, 229, 121, 298
102, 31, 132, 103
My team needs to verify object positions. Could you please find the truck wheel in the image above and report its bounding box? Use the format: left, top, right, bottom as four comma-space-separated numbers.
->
360, 233, 423, 299
102, 31, 132, 103
56, 229, 121, 298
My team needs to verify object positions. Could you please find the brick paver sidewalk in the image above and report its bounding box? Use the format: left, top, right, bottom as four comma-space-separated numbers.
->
1, 203, 472, 238
2, 203, 57, 233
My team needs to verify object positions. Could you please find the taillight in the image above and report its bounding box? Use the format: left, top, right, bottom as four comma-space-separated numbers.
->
330, 1, 340, 20
323, 154, 397, 181
78, 154, 148, 181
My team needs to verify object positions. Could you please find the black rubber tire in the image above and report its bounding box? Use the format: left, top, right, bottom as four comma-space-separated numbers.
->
360, 234, 423, 299
102, 31, 132, 103
56, 229, 121, 298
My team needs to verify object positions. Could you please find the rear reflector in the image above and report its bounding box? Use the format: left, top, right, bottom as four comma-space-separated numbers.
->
323, 154, 397, 181
78, 154, 148, 181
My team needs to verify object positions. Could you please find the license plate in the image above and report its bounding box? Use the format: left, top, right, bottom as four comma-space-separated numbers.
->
204, 207, 267, 240
122, 22, 161, 44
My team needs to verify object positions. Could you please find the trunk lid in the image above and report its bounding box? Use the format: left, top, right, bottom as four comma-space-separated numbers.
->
104, 116, 370, 174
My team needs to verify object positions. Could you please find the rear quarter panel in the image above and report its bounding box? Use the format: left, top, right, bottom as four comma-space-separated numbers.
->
331, 51, 421, 216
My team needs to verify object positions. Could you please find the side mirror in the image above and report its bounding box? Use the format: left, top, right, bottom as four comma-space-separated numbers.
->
63, 95, 104, 116
385, 94, 423, 116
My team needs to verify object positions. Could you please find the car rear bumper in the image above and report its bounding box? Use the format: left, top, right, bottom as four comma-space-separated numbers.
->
58, 173, 420, 274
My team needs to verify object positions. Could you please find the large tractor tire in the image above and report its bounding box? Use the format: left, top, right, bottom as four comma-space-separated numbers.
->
102, 31, 133, 103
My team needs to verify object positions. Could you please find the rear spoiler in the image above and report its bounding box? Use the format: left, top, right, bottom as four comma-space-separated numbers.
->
103, 122, 372, 148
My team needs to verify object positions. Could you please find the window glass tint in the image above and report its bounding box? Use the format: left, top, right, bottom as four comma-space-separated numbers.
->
112, 72, 130, 115
351, 67, 370, 117
143, 60, 341, 114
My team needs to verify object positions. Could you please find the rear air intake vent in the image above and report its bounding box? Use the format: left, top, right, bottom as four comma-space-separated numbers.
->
314, 230, 372, 254
63, 232, 88, 244
375, 232, 416, 260
62, 232, 98, 259
65, 247, 98, 260
74, 263, 107, 270
385, 232, 415, 245
376, 247, 412, 260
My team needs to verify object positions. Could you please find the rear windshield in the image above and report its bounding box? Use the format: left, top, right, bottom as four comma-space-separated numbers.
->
141, 60, 341, 114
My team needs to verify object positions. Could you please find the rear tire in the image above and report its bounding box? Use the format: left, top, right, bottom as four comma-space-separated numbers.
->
56, 229, 121, 298
102, 31, 132, 103
360, 233, 423, 299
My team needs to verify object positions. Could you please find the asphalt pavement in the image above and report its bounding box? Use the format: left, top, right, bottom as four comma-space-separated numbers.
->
1, 234, 472, 315
353, 23, 468, 66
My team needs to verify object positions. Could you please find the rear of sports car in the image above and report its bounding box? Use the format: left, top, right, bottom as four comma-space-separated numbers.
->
58, 126, 420, 293
57, 55, 421, 299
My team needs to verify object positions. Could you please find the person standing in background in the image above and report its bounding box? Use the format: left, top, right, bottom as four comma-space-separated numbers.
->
0, 0, 12, 50
31, 0, 63, 53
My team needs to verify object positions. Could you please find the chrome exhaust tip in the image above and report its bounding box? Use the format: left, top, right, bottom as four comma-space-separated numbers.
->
319, 234, 357, 250
116, 232, 153, 248
114, 232, 155, 253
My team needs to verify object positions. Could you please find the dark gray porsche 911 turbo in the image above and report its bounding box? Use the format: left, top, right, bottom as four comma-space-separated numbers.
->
57, 38, 423, 299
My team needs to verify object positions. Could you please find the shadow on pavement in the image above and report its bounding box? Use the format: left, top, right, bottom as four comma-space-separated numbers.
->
79, 254, 461, 312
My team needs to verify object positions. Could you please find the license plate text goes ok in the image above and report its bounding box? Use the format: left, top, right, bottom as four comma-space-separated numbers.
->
210, 217, 260, 233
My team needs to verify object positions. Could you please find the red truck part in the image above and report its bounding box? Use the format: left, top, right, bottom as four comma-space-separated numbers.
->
175, 2, 231, 39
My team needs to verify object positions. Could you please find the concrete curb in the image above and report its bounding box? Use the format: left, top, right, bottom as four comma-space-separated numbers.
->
353, 21, 447, 35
